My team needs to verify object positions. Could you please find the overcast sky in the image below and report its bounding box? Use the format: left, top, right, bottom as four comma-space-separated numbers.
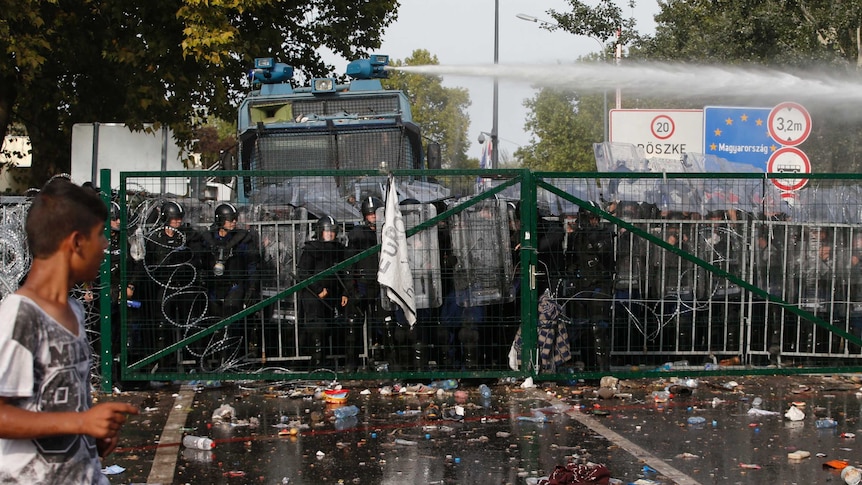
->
332, 0, 661, 162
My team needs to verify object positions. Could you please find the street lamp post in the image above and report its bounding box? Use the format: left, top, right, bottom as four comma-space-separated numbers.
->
516, 13, 609, 143
491, 0, 499, 169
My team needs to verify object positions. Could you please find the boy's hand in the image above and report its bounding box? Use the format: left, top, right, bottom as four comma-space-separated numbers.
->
97, 435, 119, 458
82, 402, 138, 439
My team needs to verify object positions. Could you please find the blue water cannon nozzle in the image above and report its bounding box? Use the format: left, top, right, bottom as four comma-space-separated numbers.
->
253, 58, 294, 84
346, 55, 389, 80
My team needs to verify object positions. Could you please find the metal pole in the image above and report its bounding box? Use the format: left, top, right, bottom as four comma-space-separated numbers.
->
492, 0, 499, 169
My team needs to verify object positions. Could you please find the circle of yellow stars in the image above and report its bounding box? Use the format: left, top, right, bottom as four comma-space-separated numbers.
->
708, 113, 779, 153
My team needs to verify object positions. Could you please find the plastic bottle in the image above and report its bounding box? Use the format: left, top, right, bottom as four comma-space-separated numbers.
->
816, 418, 838, 428
517, 410, 547, 423
478, 384, 492, 399
333, 405, 360, 420
687, 416, 706, 425
181, 447, 215, 463
182, 435, 215, 450
431, 379, 458, 390
127, 300, 142, 309
394, 438, 418, 446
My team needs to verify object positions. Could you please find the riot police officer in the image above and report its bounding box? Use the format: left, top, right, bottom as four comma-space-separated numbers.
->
140, 200, 202, 370
297, 216, 350, 368
564, 204, 615, 371
200, 202, 259, 319
345, 197, 383, 370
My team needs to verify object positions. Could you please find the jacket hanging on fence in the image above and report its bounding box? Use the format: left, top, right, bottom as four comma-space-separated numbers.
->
509, 290, 571, 372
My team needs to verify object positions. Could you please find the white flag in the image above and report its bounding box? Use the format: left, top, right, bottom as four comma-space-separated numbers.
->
377, 176, 417, 327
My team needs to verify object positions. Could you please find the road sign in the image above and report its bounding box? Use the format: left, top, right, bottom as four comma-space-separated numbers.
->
610, 109, 703, 160
767, 146, 810, 191
767, 102, 811, 146
703, 106, 776, 172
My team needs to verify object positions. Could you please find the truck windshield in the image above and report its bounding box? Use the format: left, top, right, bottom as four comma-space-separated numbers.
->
246, 128, 412, 172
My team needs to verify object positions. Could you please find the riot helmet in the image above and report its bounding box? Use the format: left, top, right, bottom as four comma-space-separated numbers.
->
161, 201, 184, 222
215, 202, 238, 226
110, 202, 121, 220
360, 197, 383, 217
316, 215, 339, 240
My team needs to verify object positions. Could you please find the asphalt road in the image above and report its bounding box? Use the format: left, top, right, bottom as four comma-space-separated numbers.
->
99, 373, 862, 484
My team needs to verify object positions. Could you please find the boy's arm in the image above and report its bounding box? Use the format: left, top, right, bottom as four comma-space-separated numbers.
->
0, 398, 138, 440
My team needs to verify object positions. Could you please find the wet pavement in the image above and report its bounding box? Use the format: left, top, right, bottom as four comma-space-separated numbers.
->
100, 373, 862, 484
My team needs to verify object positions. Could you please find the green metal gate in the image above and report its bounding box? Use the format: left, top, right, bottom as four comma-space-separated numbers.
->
84, 169, 862, 391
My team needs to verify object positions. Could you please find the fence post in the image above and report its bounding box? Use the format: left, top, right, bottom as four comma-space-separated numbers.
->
519, 169, 539, 375
99, 168, 114, 392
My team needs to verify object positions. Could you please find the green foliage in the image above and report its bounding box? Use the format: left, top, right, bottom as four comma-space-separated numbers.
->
382, 49, 471, 168
0, 0, 399, 186
633, 0, 862, 172
521, 0, 862, 173
516, 88, 601, 172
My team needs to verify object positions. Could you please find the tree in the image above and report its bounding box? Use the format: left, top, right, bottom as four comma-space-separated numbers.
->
634, 0, 862, 172
194, 118, 236, 169
382, 49, 471, 169
516, 88, 603, 172
516, 0, 638, 171
520, 0, 862, 173
1, 0, 399, 187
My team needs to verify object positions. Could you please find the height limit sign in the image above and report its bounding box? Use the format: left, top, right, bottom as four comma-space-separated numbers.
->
768, 102, 811, 146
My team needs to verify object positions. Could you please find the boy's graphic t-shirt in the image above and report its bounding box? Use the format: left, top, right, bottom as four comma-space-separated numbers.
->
0, 295, 106, 484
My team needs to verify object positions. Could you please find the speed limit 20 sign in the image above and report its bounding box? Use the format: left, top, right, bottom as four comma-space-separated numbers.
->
610, 109, 704, 160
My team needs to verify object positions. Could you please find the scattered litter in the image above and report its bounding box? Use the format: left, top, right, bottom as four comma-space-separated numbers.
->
394, 438, 417, 446
521, 377, 536, 389
784, 406, 805, 421
518, 410, 547, 423
597, 387, 615, 399
324, 389, 349, 403
404, 384, 435, 396
534, 462, 611, 485
223, 471, 246, 478
787, 450, 810, 460
823, 460, 849, 469
101, 465, 125, 475
815, 418, 838, 428
739, 463, 761, 470
747, 408, 779, 416
675, 452, 700, 459
842, 465, 862, 485
211, 403, 236, 423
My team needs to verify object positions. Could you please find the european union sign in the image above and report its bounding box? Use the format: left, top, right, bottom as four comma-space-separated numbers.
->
703, 106, 780, 172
